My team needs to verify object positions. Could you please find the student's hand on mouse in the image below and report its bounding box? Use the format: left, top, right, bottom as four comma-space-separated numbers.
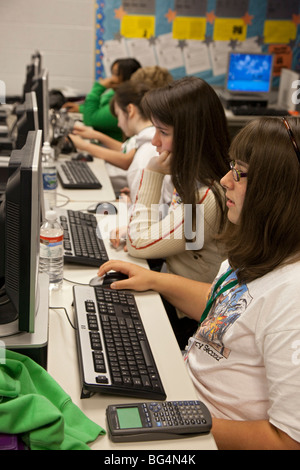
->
147, 151, 172, 175
110, 227, 127, 251
98, 260, 155, 291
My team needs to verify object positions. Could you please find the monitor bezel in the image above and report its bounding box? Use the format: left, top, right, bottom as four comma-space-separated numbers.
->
31, 69, 50, 142
0, 130, 43, 336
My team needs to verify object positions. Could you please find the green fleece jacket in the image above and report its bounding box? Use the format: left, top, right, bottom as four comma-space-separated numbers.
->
0, 350, 105, 450
79, 82, 122, 141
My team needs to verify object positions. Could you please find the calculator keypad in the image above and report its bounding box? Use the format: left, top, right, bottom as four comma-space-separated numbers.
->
144, 401, 208, 428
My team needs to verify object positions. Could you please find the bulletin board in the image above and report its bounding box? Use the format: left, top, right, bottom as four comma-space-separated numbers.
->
95, 0, 300, 87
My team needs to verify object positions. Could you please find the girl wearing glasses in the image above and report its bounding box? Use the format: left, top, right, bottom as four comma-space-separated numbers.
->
98, 116, 300, 449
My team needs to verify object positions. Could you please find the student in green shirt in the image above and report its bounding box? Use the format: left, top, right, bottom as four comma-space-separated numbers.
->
63, 58, 141, 141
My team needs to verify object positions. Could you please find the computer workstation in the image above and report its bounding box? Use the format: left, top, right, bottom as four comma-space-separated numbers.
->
52, 158, 217, 449
218, 51, 292, 138
0, 62, 216, 449
5, 49, 299, 449
47, 197, 216, 449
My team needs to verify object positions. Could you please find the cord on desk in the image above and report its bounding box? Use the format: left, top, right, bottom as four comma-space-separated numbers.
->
49, 306, 77, 330
63, 277, 90, 286
56, 193, 70, 208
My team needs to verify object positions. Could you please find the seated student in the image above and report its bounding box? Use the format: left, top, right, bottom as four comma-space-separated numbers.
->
97, 116, 300, 450
63, 58, 141, 141
69, 66, 174, 196
69, 81, 173, 204
111, 76, 230, 348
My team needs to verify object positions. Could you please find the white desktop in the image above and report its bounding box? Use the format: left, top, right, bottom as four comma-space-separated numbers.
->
47, 156, 217, 451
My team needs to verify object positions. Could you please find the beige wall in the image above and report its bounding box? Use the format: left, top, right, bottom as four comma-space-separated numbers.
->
0, 0, 95, 96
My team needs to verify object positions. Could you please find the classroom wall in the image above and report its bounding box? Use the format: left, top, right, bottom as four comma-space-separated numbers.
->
0, 0, 95, 96
97, 0, 300, 88
1, 0, 300, 99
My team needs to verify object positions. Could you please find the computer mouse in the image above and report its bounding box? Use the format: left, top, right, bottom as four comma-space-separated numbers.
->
89, 275, 104, 287
72, 152, 94, 162
89, 271, 128, 287
102, 271, 129, 285
87, 202, 118, 215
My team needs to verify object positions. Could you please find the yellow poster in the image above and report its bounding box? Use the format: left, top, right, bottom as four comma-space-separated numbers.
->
173, 17, 206, 40
120, 15, 155, 39
213, 18, 247, 41
264, 20, 297, 44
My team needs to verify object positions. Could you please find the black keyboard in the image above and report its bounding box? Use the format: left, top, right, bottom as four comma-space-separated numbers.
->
231, 106, 289, 116
57, 160, 102, 189
57, 209, 109, 266
73, 284, 166, 400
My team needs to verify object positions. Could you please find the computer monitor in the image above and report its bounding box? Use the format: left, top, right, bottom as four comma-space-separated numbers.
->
31, 69, 50, 142
0, 130, 43, 337
225, 52, 274, 95
22, 50, 43, 99
15, 91, 39, 149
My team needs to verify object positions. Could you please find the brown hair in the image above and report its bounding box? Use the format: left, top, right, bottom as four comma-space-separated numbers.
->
130, 66, 173, 89
222, 117, 300, 283
141, 76, 230, 232
110, 81, 151, 121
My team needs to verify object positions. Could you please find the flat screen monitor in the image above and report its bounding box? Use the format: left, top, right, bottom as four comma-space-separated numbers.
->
225, 52, 274, 95
15, 91, 39, 149
0, 130, 43, 336
31, 69, 50, 142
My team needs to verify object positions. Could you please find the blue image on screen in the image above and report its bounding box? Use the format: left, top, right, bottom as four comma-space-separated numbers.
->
227, 53, 273, 93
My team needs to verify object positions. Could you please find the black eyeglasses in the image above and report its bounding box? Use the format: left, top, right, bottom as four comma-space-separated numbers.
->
282, 117, 300, 165
230, 160, 248, 182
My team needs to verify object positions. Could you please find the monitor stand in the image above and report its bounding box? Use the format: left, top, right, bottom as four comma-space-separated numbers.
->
219, 90, 269, 110
0, 273, 49, 368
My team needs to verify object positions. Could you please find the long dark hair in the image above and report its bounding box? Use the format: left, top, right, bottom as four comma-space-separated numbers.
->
222, 117, 300, 283
111, 58, 141, 81
141, 76, 230, 232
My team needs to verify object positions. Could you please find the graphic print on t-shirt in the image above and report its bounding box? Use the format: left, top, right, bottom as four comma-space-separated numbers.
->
194, 269, 253, 359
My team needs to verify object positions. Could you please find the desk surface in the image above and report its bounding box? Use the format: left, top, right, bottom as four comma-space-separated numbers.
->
47, 158, 217, 451
56, 156, 116, 206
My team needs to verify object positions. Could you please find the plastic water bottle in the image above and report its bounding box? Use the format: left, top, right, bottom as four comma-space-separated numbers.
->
39, 210, 64, 290
42, 141, 57, 209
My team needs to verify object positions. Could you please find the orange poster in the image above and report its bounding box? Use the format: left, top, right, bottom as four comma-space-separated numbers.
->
268, 45, 293, 77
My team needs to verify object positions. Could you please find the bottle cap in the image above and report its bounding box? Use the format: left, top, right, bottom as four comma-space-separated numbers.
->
45, 210, 57, 221
42, 141, 52, 154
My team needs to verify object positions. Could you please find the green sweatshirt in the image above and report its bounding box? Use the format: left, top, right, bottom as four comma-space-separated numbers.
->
0, 350, 105, 450
79, 82, 123, 142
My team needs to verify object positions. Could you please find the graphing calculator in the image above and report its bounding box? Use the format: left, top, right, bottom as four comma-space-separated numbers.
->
106, 400, 212, 442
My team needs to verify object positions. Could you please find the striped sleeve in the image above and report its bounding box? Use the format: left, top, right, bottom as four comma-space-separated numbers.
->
126, 169, 210, 259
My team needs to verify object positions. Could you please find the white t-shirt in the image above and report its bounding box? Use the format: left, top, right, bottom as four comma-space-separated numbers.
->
105, 137, 136, 193
126, 126, 173, 205
185, 260, 300, 443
